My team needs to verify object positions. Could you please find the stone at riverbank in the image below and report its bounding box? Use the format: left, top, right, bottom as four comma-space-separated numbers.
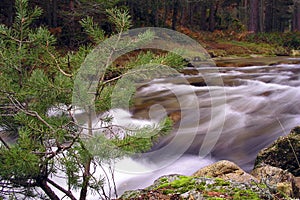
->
252, 165, 299, 197
193, 160, 257, 183
254, 126, 300, 176
119, 174, 273, 200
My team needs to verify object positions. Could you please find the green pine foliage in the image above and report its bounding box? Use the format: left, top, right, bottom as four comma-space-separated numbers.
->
80, 16, 105, 44
0, 1, 180, 199
127, 51, 187, 71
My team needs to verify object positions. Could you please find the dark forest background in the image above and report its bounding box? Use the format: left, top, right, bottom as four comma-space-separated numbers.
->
1, 0, 300, 49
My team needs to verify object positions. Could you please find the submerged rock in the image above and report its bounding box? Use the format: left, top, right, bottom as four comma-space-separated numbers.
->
254, 126, 300, 176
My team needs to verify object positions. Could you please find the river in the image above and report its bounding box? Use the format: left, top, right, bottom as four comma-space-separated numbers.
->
112, 59, 300, 196
5, 58, 299, 199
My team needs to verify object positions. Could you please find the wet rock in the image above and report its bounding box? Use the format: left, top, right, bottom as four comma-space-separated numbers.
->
251, 164, 299, 197
254, 126, 300, 176
291, 49, 300, 56
296, 177, 300, 189
193, 160, 257, 183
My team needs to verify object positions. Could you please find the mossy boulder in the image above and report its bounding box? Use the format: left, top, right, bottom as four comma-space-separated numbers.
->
119, 174, 274, 200
254, 126, 300, 176
193, 160, 257, 183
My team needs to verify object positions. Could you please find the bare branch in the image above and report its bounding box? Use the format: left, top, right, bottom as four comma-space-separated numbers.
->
46, 178, 76, 200
6, 94, 55, 131
45, 46, 73, 77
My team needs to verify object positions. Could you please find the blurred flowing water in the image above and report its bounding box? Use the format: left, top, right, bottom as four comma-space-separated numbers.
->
3, 62, 300, 198
103, 63, 298, 193
132, 63, 300, 170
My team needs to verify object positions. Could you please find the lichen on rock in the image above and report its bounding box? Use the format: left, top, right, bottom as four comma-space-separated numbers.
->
251, 164, 299, 198
119, 173, 273, 199
193, 160, 257, 183
254, 126, 300, 176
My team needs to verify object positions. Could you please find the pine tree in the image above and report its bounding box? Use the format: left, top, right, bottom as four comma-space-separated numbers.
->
0, 1, 174, 199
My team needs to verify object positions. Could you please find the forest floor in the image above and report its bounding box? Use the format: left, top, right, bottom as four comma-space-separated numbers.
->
110, 26, 300, 68
178, 27, 290, 58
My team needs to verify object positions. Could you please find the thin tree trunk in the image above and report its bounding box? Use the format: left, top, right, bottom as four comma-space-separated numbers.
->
79, 157, 92, 200
52, 0, 58, 27
163, 0, 169, 26
172, 0, 179, 30
179, 1, 185, 26
265, 0, 273, 32
209, 1, 218, 32
154, 0, 159, 26
46, 0, 52, 26
80, 107, 93, 200
293, 0, 300, 31
272, 0, 278, 31
239, 0, 248, 29
150, 0, 159, 26
200, 4, 207, 30
249, 0, 259, 32
188, 2, 192, 25
259, 0, 264, 32
7, 0, 14, 26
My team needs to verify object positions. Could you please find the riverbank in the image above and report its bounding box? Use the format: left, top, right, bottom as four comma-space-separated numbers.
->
214, 56, 300, 67
177, 27, 300, 59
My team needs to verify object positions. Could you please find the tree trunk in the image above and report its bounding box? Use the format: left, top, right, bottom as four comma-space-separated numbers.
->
172, 0, 179, 30
293, 0, 300, 31
7, 0, 14, 26
46, 0, 52, 26
209, 1, 218, 32
179, 1, 186, 26
150, 0, 159, 26
79, 157, 91, 200
237, 0, 247, 29
163, 0, 169, 26
249, 0, 259, 32
188, 2, 193, 25
264, 0, 273, 32
259, 0, 264, 32
52, 0, 58, 27
200, 4, 208, 30
80, 107, 93, 200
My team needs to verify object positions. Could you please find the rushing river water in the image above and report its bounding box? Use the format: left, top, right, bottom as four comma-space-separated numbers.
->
3, 59, 300, 198
112, 60, 300, 195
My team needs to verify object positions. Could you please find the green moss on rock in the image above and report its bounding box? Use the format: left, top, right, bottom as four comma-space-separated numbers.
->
119, 175, 274, 199
254, 126, 300, 176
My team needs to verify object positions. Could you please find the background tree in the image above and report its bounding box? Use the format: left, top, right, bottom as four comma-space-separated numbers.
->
293, 0, 300, 31
249, 0, 259, 32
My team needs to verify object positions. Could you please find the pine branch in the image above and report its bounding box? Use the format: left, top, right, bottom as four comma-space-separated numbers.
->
6, 94, 55, 131
46, 178, 76, 200
45, 46, 73, 77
